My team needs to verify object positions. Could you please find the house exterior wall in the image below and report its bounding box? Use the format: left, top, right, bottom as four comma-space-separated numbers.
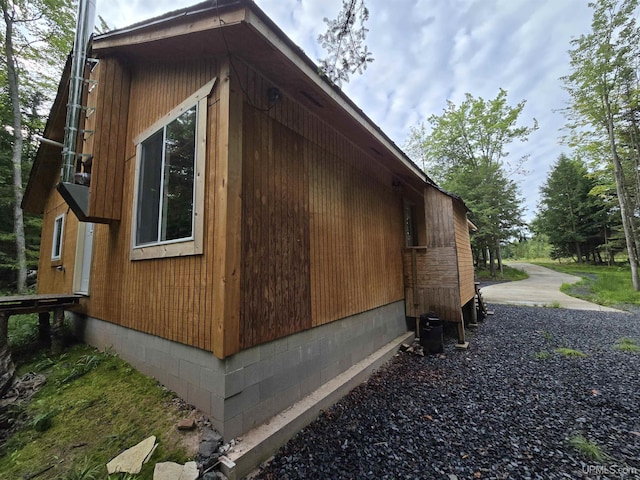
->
37, 190, 80, 294
402, 185, 464, 322
454, 202, 475, 306
238, 62, 405, 350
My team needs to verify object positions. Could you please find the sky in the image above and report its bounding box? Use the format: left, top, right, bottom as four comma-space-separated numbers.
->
97, 0, 595, 222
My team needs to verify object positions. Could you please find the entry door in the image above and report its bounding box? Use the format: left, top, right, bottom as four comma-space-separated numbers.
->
404, 201, 418, 247
75, 222, 94, 294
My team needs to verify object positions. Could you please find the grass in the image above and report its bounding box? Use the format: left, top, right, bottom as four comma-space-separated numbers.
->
568, 434, 609, 462
476, 264, 529, 282
0, 316, 198, 480
534, 262, 640, 308
533, 350, 552, 361
555, 347, 588, 358
614, 338, 640, 353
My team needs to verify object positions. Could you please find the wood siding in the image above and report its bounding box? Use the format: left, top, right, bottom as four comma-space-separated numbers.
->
239, 63, 404, 349
38, 192, 79, 295
38, 57, 221, 353
86, 56, 131, 221
454, 202, 475, 305
403, 186, 464, 322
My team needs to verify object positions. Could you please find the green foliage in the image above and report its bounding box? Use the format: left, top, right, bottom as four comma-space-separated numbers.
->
406, 89, 537, 274
475, 264, 528, 282
0, 0, 75, 290
561, 0, 640, 286
7, 314, 38, 348
0, 344, 195, 479
614, 337, 640, 353
568, 434, 609, 462
555, 347, 587, 358
317, 0, 374, 85
533, 350, 552, 360
539, 262, 640, 306
533, 155, 615, 264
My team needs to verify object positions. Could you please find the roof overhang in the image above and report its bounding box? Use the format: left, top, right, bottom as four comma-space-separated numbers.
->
24, 0, 452, 214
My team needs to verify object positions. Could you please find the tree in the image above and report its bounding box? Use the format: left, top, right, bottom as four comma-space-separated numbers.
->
406, 89, 537, 276
317, 0, 373, 86
534, 155, 612, 263
0, 0, 75, 292
562, 0, 640, 288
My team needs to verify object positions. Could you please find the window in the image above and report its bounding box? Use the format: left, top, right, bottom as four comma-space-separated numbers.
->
131, 78, 216, 260
51, 213, 65, 261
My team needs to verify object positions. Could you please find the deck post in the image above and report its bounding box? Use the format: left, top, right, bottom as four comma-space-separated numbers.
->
38, 312, 51, 347
0, 312, 15, 395
51, 308, 65, 355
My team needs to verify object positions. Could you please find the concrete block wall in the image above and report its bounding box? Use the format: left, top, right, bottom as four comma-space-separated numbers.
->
70, 300, 407, 440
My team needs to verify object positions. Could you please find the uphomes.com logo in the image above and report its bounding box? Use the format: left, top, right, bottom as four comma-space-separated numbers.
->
582, 465, 638, 477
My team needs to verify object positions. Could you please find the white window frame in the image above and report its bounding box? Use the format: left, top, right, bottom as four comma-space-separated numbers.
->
51, 213, 65, 261
131, 78, 216, 261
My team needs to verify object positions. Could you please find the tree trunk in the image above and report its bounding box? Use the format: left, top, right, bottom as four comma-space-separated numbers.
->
496, 241, 504, 277
604, 90, 640, 290
2, 2, 27, 293
575, 242, 583, 264
489, 247, 496, 277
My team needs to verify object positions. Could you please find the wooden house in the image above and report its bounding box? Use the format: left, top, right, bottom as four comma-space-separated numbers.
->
23, 0, 476, 442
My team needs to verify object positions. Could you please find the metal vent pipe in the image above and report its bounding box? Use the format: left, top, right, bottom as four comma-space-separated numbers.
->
61, 0, 96, 183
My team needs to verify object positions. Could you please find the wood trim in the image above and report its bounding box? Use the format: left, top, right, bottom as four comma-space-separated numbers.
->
129, 78, 216, 261
92, 9, 247, 53
212, 59, 243, 358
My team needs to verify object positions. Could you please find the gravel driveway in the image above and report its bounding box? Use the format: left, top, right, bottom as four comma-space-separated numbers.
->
253, 305, 640, 480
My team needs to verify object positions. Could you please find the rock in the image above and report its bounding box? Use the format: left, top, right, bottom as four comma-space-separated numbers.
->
177, 417, 196, 431
202, 428, 223, 446
106, 435, 157, 475
153, 461, 198, 480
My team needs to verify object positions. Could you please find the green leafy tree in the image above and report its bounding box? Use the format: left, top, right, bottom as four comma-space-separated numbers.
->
406, 89, 537, 276
0, 0, 74, 292
533, 155, 612, 263
317, 0, 374, 86
562, 0, 640, 288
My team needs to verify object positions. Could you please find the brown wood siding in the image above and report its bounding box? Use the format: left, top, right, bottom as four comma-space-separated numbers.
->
454, 202, 475, 305
403, 186, 464, 322
83, 57, 220, 352
238, 63, 404, 348
87, 56, 131, 221
37, 192, 78, 295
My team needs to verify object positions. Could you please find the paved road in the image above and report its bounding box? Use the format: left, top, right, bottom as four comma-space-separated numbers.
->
481, 262, 623, 312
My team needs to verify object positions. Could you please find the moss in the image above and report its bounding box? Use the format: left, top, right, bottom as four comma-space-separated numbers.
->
0, 344, 195, 480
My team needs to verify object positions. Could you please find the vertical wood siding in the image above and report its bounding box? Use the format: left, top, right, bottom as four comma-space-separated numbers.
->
239, 63, 404, 348
403, 186, 464, 322
82, 57, 220, 351
38, 192, 79, 295
86, 56, 131, 221
454, 202, 475, 305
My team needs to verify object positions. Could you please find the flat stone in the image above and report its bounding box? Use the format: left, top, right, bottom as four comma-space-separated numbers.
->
154, 461, 199, 480
107, 435, 157, 474
177, 418, 196, 430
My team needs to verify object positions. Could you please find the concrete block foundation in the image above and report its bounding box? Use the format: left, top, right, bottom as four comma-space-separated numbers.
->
70, 300, 407, 440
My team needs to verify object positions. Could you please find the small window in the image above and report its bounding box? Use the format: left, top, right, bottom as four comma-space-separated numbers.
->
131, 78, 216, 260
51, 213, 65, 261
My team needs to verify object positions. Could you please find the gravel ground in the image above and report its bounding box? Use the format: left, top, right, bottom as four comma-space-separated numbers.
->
253, 305, 640, 480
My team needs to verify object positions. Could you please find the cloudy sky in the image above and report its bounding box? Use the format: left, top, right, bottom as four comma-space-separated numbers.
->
98, 0, 595, 221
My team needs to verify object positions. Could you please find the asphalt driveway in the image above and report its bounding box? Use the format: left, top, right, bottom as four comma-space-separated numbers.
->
480, 262, 622, 312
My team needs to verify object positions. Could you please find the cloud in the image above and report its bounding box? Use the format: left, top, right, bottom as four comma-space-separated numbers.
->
96, 0, 594, 221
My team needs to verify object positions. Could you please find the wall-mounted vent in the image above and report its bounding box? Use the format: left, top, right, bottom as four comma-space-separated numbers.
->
299, 90, 323, 108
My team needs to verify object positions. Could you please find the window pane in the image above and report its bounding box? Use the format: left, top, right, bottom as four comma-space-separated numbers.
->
161, 106, 196, 241
53, 216, 63, 258
136, 130, 163, 245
